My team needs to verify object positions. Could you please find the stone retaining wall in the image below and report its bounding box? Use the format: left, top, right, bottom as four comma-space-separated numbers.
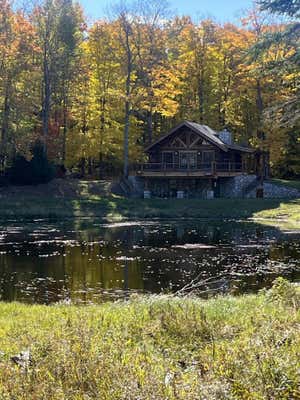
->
129, 174, 300, 199
246, 181, 300, 199
127, 176, 145, 197
219, 175, 257, 198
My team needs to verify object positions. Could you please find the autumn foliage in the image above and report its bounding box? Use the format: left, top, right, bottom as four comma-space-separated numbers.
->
0, 0, 299, 179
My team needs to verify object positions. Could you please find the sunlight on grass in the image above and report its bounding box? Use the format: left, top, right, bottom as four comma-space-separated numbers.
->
0, 280, 298, 399
254, 199, 300, 223
0, 193, 299, 227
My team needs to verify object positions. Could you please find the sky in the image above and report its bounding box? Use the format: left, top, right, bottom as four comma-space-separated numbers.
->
81, 0, 255, 23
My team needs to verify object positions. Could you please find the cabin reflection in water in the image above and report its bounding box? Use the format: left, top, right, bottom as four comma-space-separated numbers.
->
131, 121, 269, 199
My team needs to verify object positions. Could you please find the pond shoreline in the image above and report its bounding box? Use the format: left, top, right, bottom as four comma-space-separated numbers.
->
0, 280, 299, 399
0, 196, 299, 226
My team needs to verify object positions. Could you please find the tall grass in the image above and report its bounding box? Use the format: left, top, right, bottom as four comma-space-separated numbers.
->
0, 279, 299, 399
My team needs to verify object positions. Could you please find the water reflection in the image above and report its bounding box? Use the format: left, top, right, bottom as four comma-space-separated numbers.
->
0, 219, 299, 304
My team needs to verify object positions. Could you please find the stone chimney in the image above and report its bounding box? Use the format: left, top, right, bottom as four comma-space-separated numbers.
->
219, 128, 233, 145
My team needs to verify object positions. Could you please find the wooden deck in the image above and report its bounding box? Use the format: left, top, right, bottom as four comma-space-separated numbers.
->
132, 162, 248, 178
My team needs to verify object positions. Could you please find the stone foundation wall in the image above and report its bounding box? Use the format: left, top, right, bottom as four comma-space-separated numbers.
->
221, 175, 300, 199
129, 175, 300, 199
246, 182, 300, 199
219, 175, 257, 198
127, 176, 145, 197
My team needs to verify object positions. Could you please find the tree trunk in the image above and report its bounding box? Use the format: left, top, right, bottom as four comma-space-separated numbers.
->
42, 40, 51, 154
256, 79, 265, 140
198, 69, 204, 123
256, 79, 263, 115
80, 157, 86, 176
99, 97, 105, 178
123, 98, 130, 178
147, 110, 153, 144
88, 157, 93, 175
123, 26, 132, 179
0, 80, 11, 170
62, 94, 67, 164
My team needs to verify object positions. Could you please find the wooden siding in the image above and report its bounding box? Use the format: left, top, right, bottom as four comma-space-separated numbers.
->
143, 125, 249, 177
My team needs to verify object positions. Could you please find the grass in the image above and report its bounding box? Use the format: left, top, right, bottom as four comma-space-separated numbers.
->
0, 279, 298, 399
0, 195, 299, 222
270, 179, 300, 191
253, 199, 300, 223
0, 177, 299, 225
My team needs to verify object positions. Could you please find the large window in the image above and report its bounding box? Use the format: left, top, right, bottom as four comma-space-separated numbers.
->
162, 152, 174, 167
202, 151, 215, 164
179, 152, 197, 169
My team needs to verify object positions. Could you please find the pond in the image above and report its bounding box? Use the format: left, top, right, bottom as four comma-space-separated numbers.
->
0, 219, 299, 304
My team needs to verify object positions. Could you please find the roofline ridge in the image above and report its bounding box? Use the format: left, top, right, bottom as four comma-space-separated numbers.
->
145, 120, 228, 152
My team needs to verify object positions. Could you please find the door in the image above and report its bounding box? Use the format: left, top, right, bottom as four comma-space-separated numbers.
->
202, 151, 215, 170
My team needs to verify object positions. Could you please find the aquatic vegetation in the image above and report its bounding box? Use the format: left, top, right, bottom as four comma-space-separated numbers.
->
0, 280, 298, 399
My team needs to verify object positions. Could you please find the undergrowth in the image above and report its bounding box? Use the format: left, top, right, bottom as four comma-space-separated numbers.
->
0, 278, 298, 399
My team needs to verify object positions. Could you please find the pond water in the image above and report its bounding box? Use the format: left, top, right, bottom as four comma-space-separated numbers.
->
0, 219, 299, 304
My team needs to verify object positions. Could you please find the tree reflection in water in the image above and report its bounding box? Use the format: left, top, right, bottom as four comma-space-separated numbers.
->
0, 219, 299, 304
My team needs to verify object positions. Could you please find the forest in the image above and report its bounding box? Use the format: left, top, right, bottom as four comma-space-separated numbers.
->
0, 0, 299, 182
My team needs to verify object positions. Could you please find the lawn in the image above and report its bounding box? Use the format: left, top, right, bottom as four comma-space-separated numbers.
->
0, 178, 299, 224
270, 179, 300, 191
0, 195, 299, 226
254, 198, 300, 223
0, 278, 298, 399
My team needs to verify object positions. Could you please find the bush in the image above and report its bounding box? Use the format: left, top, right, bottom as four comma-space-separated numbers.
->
266, 277, 300, 307
0, 173, 10, 187
8, 142, 55, 185
9, 154, 32, 185
29, 142, 54, 184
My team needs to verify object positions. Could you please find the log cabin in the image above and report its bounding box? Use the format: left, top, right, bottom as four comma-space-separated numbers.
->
131, 121, 268, 198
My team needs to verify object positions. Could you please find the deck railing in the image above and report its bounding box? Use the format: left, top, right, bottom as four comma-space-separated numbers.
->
132, 162, 246, 175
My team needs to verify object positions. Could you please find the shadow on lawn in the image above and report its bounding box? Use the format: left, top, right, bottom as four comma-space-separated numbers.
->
70, 197, 300, 221
0, 191, 298, 222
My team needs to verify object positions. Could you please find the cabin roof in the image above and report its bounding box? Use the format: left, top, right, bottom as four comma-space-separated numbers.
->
226, 143, 254, 154
145, 121, 254, 153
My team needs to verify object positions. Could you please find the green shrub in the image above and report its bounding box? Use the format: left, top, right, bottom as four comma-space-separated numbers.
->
8, 142, 54, 185
9, 154, 32, 185
267, 277, 300, 307
29, 142, 54, 184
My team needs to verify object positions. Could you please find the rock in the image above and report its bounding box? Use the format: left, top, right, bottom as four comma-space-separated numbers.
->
164, 372, 174, 387
11, 350, 31, 369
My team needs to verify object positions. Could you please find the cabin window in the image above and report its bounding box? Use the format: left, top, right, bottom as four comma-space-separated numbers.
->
162, 152, 174, 166
179, 152, 197, 169
202, 150, 215, 165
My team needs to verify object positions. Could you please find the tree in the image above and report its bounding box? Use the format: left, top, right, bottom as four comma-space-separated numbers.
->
110, 1, 138, 178
33, 0, 84, 159
259, 0, 300, 18
132, 0, 176, 143
256, 0, 300, 176
56, 0, 84, 163
1, 0, 298, 179
0, 0, 39, 170
86, 21, 122, 173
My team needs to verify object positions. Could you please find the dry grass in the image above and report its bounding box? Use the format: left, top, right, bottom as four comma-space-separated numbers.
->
0, 279, 299, 399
